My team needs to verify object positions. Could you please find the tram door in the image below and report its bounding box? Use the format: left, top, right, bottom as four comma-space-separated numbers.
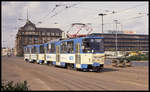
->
56, 46, 60, 63
75, 43, 81, 64
44, 44, 47, 62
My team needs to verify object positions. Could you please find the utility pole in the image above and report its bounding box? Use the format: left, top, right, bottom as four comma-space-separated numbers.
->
98, 13, 107, 33
114, 20, 120, 56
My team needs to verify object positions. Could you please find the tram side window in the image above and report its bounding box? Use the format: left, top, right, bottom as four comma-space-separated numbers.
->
44, 44, 48, 53
50, 43, 55, 53
67, 41, 74, 53
82, 39, 91, 53
31, 47, 34, 54
33, 46, 37, 54
48, 44, 51, 53
40, 45, 44, 53
61, 41, 67, 53
28, 48, 31, 54
35, 47, 39, 54
31, 46, 36, 54
24, 48, 26, 54
100, 39, 104, 52
24, 48, 27, 54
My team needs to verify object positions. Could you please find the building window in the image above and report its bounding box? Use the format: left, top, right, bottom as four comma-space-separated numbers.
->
22, 32, 24, 35
34, 37, 38, 40
28, 37, 32, 44
29, 37, 32, 41
51, 33, 54, 36
34, 37, 38, 43
42, 32, 45, 35
47, 32, 50, 36
55, 33, 59, 36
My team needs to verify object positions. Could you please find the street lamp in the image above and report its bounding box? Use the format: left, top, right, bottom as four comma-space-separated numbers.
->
114, 20, 120, 56
98, 13, 107, 33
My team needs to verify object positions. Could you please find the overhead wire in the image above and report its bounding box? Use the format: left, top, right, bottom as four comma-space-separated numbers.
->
80, 3, 148, 23
104, 3, 148, 16
36, 4, 61, 24
37, 2, 148, 33
37, 3, 80, 26
99, 3, 148, 29
69, 3, 147, 34
65, 3, 147, 31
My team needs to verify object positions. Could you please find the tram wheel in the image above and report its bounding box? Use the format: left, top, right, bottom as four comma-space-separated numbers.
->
83, 69, 87, 72
67, 65, 71, 70
97, 67, 103, 72
73, 67, 77, 71
49, 62, 53, 66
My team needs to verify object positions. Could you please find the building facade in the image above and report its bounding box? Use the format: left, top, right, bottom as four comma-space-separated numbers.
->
15, 20, 63, 56
90, 33, 149, 52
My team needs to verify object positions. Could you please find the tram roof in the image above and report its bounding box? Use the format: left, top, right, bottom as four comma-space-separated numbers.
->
24, 36, 104, 47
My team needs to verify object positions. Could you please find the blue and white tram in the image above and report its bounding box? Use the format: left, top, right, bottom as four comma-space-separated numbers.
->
24, 36, 105, 71
57, 36, 105, 71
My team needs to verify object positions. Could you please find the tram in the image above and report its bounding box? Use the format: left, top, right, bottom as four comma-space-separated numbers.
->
24, 36, 105, 72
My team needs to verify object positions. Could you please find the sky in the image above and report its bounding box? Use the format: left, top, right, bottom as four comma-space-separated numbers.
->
2, 1, 149, 49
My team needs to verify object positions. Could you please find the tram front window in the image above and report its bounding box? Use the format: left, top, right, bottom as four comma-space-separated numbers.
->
82, 38, 104, 53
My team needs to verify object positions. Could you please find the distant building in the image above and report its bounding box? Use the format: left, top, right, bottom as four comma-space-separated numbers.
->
2, 47, 8, 56
15, 20, 63, 56
108, 30, 124, 34
90, 33, 149, 52
123, 30, 136, 34
107, 30, 136, 34
2, 47, 11, 56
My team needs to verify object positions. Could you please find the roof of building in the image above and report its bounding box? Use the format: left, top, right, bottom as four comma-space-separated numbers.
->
19, 20, 63, 32
37, 28, 63, 32
24, 20, 36, 28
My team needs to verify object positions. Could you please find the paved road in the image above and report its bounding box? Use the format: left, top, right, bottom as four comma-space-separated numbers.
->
2, 56, 149, 90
